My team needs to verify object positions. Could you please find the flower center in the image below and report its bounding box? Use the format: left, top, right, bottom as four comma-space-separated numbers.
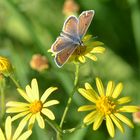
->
96, 96, 116, 115
73, 45, 87, 56
30, 100, 43, 114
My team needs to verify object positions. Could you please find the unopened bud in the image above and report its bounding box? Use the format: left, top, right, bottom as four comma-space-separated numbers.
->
0, 56, 13, 77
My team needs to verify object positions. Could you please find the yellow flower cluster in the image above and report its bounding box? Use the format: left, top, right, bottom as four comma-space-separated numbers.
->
78, 77, 138, 137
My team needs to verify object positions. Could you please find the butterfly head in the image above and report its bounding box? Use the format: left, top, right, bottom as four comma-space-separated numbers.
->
79, 40, 84, 46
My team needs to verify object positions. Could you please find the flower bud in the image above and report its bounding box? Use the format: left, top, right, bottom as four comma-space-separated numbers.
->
133, 109, 140, 123
0, 56, 13, 77
63, 0, 79, 16
30, 54, 49, 72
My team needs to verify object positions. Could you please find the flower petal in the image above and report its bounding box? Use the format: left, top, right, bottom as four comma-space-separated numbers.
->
43, 100, 59, 107
0, 128, 5, 140
78, 88, 97, 103
85, 83, 93, 90
40, 87, 58, 103
26, 85, 35, 101
85, 83, 99, 98
6, 107, 29, 113
5, 116, 12, 140
28, 115, 36, 129
112, 83, 123, 98
78, 105, 96, 112
117, 106, 139, 112
114, 113, 134, 128
92, 41, 104, 47
13, 118, 27, 140
110, 114, 124, 133
17, 130, 32, 140
83, 111, 97, 123
117, 97, 132, 104
83, 35, 92, 42
96, 77, 105, 96
85, 53, 97, 61
31, 79, 39, 100
6, 101, 29, 107
106, 115, 115, 138
106, 81, 114, 96
78, 56, 86, 63
41, 108, 55, 120
36, 113, 45, 129
19, 113, 32, 128
93, 113, 104, 130
91, 47, 105, 54
17, 88, 32, 103
12, 111, 30, 121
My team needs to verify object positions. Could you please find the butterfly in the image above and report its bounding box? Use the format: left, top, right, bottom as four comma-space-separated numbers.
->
51, 10, 95, 67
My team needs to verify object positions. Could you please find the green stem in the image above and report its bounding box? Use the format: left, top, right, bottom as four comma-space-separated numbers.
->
63, 123, 88, 134
9, 74, 21, 88
45, 118, 62, 134
0, 86, 5, 119
60, 63, 79, 128
57, 63, 80, 139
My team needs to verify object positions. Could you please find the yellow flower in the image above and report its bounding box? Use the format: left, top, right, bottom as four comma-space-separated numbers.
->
78, 77, 138, 137
0, 116, 32, 140
69, 35, 105, 63
6, 79, 59, 129
0, 56, 13, 77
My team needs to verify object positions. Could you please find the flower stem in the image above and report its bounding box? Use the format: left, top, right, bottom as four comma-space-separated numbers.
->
0, 76, 6, 119
45, 118, 62, 134
60, 63, 79, 127
9, 74, 21, 88
57, 63, 80, 139
63, 123, 87, 133
0, 85, 5, 119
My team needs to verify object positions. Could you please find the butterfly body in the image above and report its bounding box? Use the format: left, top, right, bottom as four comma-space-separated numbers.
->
51, 10, 95, 67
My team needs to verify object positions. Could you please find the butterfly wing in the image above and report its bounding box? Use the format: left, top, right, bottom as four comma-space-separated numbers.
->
62, 16, 79, 39
51, 36, 73, 52
78, 10, 95, 39
55, 44, 77, 67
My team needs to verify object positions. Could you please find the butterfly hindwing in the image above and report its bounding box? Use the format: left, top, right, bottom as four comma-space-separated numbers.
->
55, 44, 77, 67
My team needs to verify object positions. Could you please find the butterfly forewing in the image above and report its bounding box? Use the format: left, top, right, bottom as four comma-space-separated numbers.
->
55, 44, 77, 67
51, 36, 73, 52
62, 16, 79, 38
78, 10, 95, 39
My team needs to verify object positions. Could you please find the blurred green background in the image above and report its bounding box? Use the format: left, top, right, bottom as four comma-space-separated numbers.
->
0, 0, 140, 140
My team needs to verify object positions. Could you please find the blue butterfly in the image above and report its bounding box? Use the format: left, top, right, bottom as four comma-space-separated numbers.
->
51, 10, 95, 67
